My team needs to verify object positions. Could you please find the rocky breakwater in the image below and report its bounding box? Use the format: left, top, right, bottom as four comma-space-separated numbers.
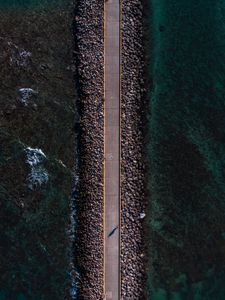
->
74, 0, 104, 299
121, 0, 147, 298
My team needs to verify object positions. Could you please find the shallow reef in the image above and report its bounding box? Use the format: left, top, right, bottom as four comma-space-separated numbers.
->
147, 0, 225, 299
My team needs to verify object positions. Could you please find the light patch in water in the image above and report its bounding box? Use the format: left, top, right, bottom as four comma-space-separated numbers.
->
67, 151, 80, 298
57, 159, 67, 168
26, 147, 46, 166
18, 50, 32, 66
27, 167, 49, 190
18, 88, 38, 106
25, 147, 48, 190
7, 41, 31, 68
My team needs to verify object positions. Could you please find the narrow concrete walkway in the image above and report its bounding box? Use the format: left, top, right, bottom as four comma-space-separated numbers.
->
104, 0, 121, 299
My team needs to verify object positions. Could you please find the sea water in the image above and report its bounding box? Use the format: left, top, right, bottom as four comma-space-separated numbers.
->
0, 0, 77, 299
0, 0, 66, 8
148, 0, 225, 299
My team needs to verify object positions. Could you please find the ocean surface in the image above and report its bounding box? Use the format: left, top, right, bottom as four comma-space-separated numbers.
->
2, 0, 225, 299
148, 0, 225, 299
0, 1, 78, 299
0, 0, 65, 8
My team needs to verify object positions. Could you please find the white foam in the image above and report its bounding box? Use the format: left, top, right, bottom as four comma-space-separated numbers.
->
19, 88, 38, 106
57, 159, 67, 168
25, 147, 48, 189
140, 212, 146, 219
25, 147, 46, 166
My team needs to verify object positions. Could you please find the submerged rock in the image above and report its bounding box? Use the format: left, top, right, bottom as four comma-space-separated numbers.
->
18, 88, 38, 106
25, 147, 48, 189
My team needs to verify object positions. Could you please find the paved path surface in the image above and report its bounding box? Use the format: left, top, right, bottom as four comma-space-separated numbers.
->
104, 0, 121, 299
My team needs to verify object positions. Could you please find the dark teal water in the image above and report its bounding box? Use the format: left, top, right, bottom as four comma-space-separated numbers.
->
148, 0, 225, 299
0, 0, 76, 299
0, 0, 65, 8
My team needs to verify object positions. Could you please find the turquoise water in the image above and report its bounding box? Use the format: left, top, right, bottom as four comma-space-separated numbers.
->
148, 0, 225, 299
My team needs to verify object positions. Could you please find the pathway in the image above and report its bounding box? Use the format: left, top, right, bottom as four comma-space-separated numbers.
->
104, 0, 121, 299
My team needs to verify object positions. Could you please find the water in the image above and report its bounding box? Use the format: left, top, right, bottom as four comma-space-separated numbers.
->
0, 0, 78, 299
148, 0, 225, 299
0, 0, 66, 8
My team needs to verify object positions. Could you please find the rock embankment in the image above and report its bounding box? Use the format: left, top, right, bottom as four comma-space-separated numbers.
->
74, 0, 104, 299
121, 0, 147, 298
